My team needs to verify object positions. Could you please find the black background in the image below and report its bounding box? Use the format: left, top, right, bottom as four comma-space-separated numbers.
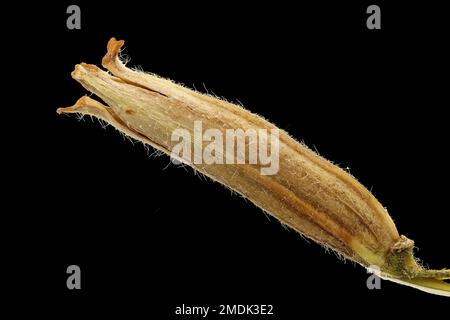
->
5, 1, 450, 317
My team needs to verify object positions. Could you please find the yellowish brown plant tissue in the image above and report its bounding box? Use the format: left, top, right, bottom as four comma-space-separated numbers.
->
58, 38, 450, 297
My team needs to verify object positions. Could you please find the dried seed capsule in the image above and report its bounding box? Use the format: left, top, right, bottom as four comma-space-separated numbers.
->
58, 38, 450, 296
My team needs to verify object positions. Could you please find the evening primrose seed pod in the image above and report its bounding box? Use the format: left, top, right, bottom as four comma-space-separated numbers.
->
57, 38, 450, 297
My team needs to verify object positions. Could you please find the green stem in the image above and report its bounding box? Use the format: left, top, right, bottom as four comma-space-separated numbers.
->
381, 275, 450, 297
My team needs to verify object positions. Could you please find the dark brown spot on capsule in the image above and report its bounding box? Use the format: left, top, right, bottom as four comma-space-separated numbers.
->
125, 109, 135, 115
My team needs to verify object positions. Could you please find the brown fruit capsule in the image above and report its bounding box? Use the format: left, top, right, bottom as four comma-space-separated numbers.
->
58, 38, 450, 296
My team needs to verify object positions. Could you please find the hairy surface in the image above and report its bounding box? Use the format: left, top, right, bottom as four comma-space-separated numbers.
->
58, 38, 450, 297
